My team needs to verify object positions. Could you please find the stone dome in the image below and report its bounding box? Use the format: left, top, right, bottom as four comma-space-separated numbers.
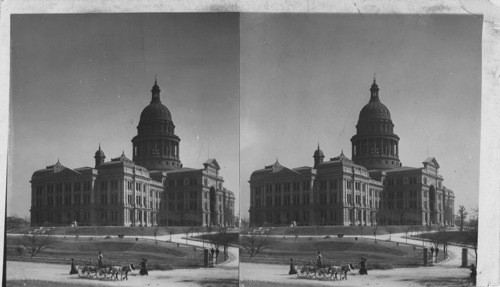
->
94, 144, 105, 157
359, 101, 391, 121
358, 79, 392, 122
139, 79, 172, 123
313, 145, 324, 157
140, 102, 172, 122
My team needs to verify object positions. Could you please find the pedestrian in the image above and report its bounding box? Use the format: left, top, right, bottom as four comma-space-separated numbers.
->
316, 251, 323, 267
359, 257, 368, 275
435, 247, 440, 258
140, 258, 149, 275
97, 251, 104, 267
430, 246, 435, 256
69, 258, 78, 274
210, 247, 215, 265
470, 264, 477, 285
288, 258, 297, 275
215, 247, 220, 264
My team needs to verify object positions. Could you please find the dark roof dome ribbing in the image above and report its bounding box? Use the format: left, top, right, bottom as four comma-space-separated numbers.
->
139, 79, 172, 122
313, 143, 324, 157
358, 79, 391, 121
94, 144, 105, 157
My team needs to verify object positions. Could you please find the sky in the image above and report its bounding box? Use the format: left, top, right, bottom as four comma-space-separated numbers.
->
8, 13, 483, 222
9, 13, 240, 218
240, 14, 482, 219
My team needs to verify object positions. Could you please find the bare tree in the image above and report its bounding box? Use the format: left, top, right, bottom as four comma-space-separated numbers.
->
466, 208, 478, 265
385, 225, 394, 241
15, 233, 57, 257
211, 227, 239, 260
240, 230, 276, 258
373, 225, 379, 240
457, 205, 468, 232
404, 225, 412, 244
358, 224, 364, 238
166, 226, 176, 242
184, 226, 195, 245
153, 225, 160, 244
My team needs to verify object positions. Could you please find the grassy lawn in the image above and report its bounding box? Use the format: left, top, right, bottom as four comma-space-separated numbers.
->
6, 235, 203, 269
416, 231, 475, 246
7, 225, 212, 237
240, 236, 433, 269
257, 225, 430, 237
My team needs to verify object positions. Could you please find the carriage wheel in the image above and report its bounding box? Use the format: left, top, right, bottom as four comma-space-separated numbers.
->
306, 266, 315, 278
85, 267, 94, 278
77, 265, 86, 278
297, 265, 308, 278
315, 268, 327, 279
95, 269, 106, 279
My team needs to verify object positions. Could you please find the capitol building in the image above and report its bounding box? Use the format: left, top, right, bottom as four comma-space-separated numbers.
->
30, 80, 235, 227
249, 79, 455, 227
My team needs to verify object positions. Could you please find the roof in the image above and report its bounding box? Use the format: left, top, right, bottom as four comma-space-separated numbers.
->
165, 167, 200, 174
32, 161, 82, 179
422, 157, 440, 168
385, 166, 421, 173
203, 158, 220, 170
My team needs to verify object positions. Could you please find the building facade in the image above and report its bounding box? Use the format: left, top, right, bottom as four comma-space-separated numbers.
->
249, 79, 454, 227
30, 80, 235, 227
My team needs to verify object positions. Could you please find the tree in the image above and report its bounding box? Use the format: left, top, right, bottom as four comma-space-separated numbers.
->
166, 226, 176, 242
404, 225, 412, 244
211, 227, 239, 260
373, 225, 379, 240
240, 229, 276, 258
358, 224, 364, 238
385, 225, 394, 241
466, 208, 478, 265
457, 205, 468, 232
153, 225, 160, 244
15, 233, 57, 257
139, 225, 145, 238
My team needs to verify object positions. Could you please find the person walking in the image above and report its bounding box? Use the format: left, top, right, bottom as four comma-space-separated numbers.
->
435, 247, 440, 259
288, 258, 297, 275
210, 247, 215, 265
97, 251, 104, 267
69, 258, 78, 274
215, 247, 220, 264
140, 258, 149, 275
316, 251, 323, 268
359, 257, 368, 275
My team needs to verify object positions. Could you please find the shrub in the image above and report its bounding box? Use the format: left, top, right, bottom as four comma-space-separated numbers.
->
104, 235, 111, 239
355, 237, 358, 240
337, 234, 344, 239
324, 235, 331, 239
308, 237, 314, 241
117, 234, 125, 238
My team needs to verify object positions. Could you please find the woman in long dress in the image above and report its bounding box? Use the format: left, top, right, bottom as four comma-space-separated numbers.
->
359, 258, 368, 275
288, 258, 297, 275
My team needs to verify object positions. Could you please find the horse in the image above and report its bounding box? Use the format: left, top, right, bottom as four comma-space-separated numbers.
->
108, 264, 135, 280
330, 263, 355, 280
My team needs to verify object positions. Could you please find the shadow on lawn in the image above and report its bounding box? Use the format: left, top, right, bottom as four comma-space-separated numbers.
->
405, 276, 472, 287
155, 276, 238, 287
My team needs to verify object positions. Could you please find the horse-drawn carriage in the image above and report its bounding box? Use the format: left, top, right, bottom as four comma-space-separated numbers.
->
295, 260, 354, 280
77, 261, 135, 280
